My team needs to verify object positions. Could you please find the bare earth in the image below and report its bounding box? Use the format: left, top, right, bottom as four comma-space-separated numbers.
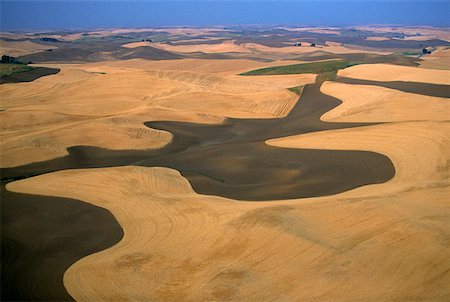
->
2, 27, 450, 301
0, 59, 314, 167
141, 40, 391, 55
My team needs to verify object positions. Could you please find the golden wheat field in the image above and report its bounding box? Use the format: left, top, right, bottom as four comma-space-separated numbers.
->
1, 23, 449, 302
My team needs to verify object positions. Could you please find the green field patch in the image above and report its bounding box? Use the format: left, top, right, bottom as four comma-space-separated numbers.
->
240, 60, 358, 76
0, 63, 35, 78
400, 51, 422, 57
287, 85, 304, 95
316, 70, 338, 82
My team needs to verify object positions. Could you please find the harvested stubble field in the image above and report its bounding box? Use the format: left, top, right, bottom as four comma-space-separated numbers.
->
1, 26, 450, 302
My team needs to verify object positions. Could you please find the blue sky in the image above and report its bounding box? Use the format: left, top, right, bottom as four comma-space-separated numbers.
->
1, 1, 449, 30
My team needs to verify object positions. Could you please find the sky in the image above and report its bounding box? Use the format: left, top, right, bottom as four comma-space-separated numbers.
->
1, 0, 449, 30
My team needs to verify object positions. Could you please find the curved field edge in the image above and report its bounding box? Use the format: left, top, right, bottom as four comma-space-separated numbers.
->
1, 79, 397, 201
0, 185, 123, 301
6, 140, 449, 301
0, 66, 60, 84
1, 58, 448, 299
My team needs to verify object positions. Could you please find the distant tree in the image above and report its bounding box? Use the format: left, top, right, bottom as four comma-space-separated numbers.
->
422, 48, 428, 54
1, 55, 14, 63
311, 43, 316, 47
1, 55, 25, 64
